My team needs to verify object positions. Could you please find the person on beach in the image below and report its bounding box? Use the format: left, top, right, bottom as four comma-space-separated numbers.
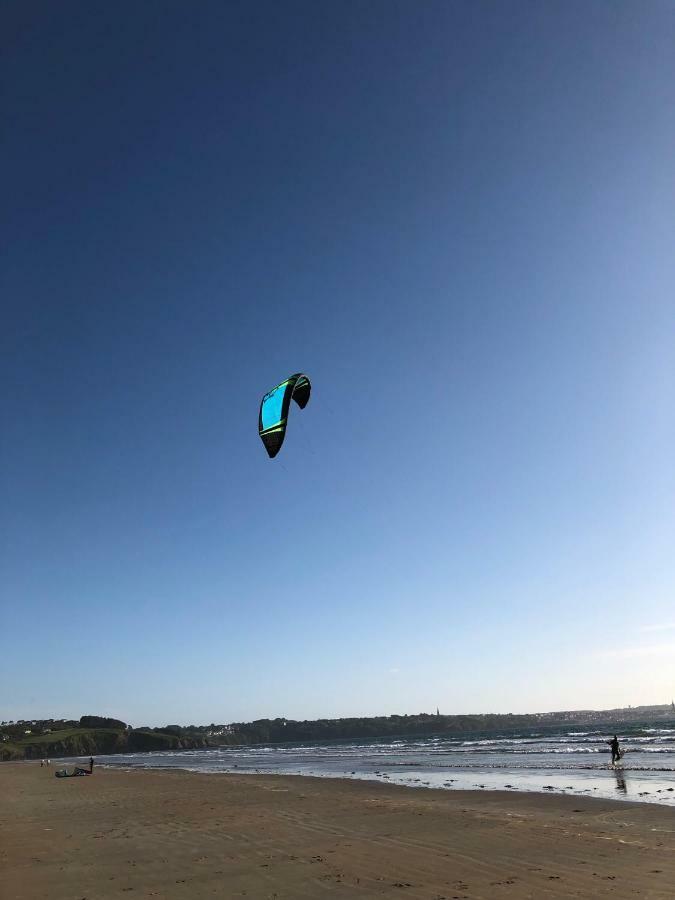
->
608, 734, 621, 765
89, 757, 94, 773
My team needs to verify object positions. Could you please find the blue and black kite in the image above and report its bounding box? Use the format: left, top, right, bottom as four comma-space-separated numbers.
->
258, 373, 311, 458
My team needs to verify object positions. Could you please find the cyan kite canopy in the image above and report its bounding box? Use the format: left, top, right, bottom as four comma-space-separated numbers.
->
258, 373, 311, 458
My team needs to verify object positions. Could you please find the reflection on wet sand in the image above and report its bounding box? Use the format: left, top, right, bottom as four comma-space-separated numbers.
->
613, 766, 628, 794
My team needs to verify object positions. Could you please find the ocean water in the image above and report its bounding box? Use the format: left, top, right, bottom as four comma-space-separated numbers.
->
97, 722, 675, 806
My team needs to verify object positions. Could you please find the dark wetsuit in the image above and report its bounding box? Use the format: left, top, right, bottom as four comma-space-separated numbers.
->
610, 737, 620, 764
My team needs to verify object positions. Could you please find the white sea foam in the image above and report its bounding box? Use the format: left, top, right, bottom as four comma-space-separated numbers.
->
96, 722, 675, 806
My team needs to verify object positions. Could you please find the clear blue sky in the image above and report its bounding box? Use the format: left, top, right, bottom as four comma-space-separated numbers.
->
2, 1, 674, 726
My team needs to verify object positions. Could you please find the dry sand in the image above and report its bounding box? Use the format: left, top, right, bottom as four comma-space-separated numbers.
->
2, 762, 674, 899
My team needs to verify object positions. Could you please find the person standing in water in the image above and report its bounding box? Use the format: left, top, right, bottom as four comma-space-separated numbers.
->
608, 734, 621, 765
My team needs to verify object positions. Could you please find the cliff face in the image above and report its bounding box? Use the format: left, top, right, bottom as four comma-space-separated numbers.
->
26, 730, 129, 758
1, 743, 24, 761
126, 731, 210, 752
8, 729, 211, 760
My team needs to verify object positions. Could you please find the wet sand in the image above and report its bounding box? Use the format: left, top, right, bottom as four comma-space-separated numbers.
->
2, 762, 674, 898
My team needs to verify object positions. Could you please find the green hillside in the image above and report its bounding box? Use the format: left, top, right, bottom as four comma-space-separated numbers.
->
1, 726, 211, 761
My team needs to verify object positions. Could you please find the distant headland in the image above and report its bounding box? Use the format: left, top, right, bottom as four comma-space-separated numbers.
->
2, 704, 673, 761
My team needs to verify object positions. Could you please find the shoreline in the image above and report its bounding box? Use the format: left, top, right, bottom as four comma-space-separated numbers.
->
12, 740, 675, 808
3, 762, 675, 898
92, 751, 675, 808
99, 762, 675, 807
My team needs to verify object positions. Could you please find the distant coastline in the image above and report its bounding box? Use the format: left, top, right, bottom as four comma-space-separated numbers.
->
2, 704, 673, 762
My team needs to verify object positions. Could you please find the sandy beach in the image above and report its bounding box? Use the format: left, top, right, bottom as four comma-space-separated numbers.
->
2, 763, 674, 899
